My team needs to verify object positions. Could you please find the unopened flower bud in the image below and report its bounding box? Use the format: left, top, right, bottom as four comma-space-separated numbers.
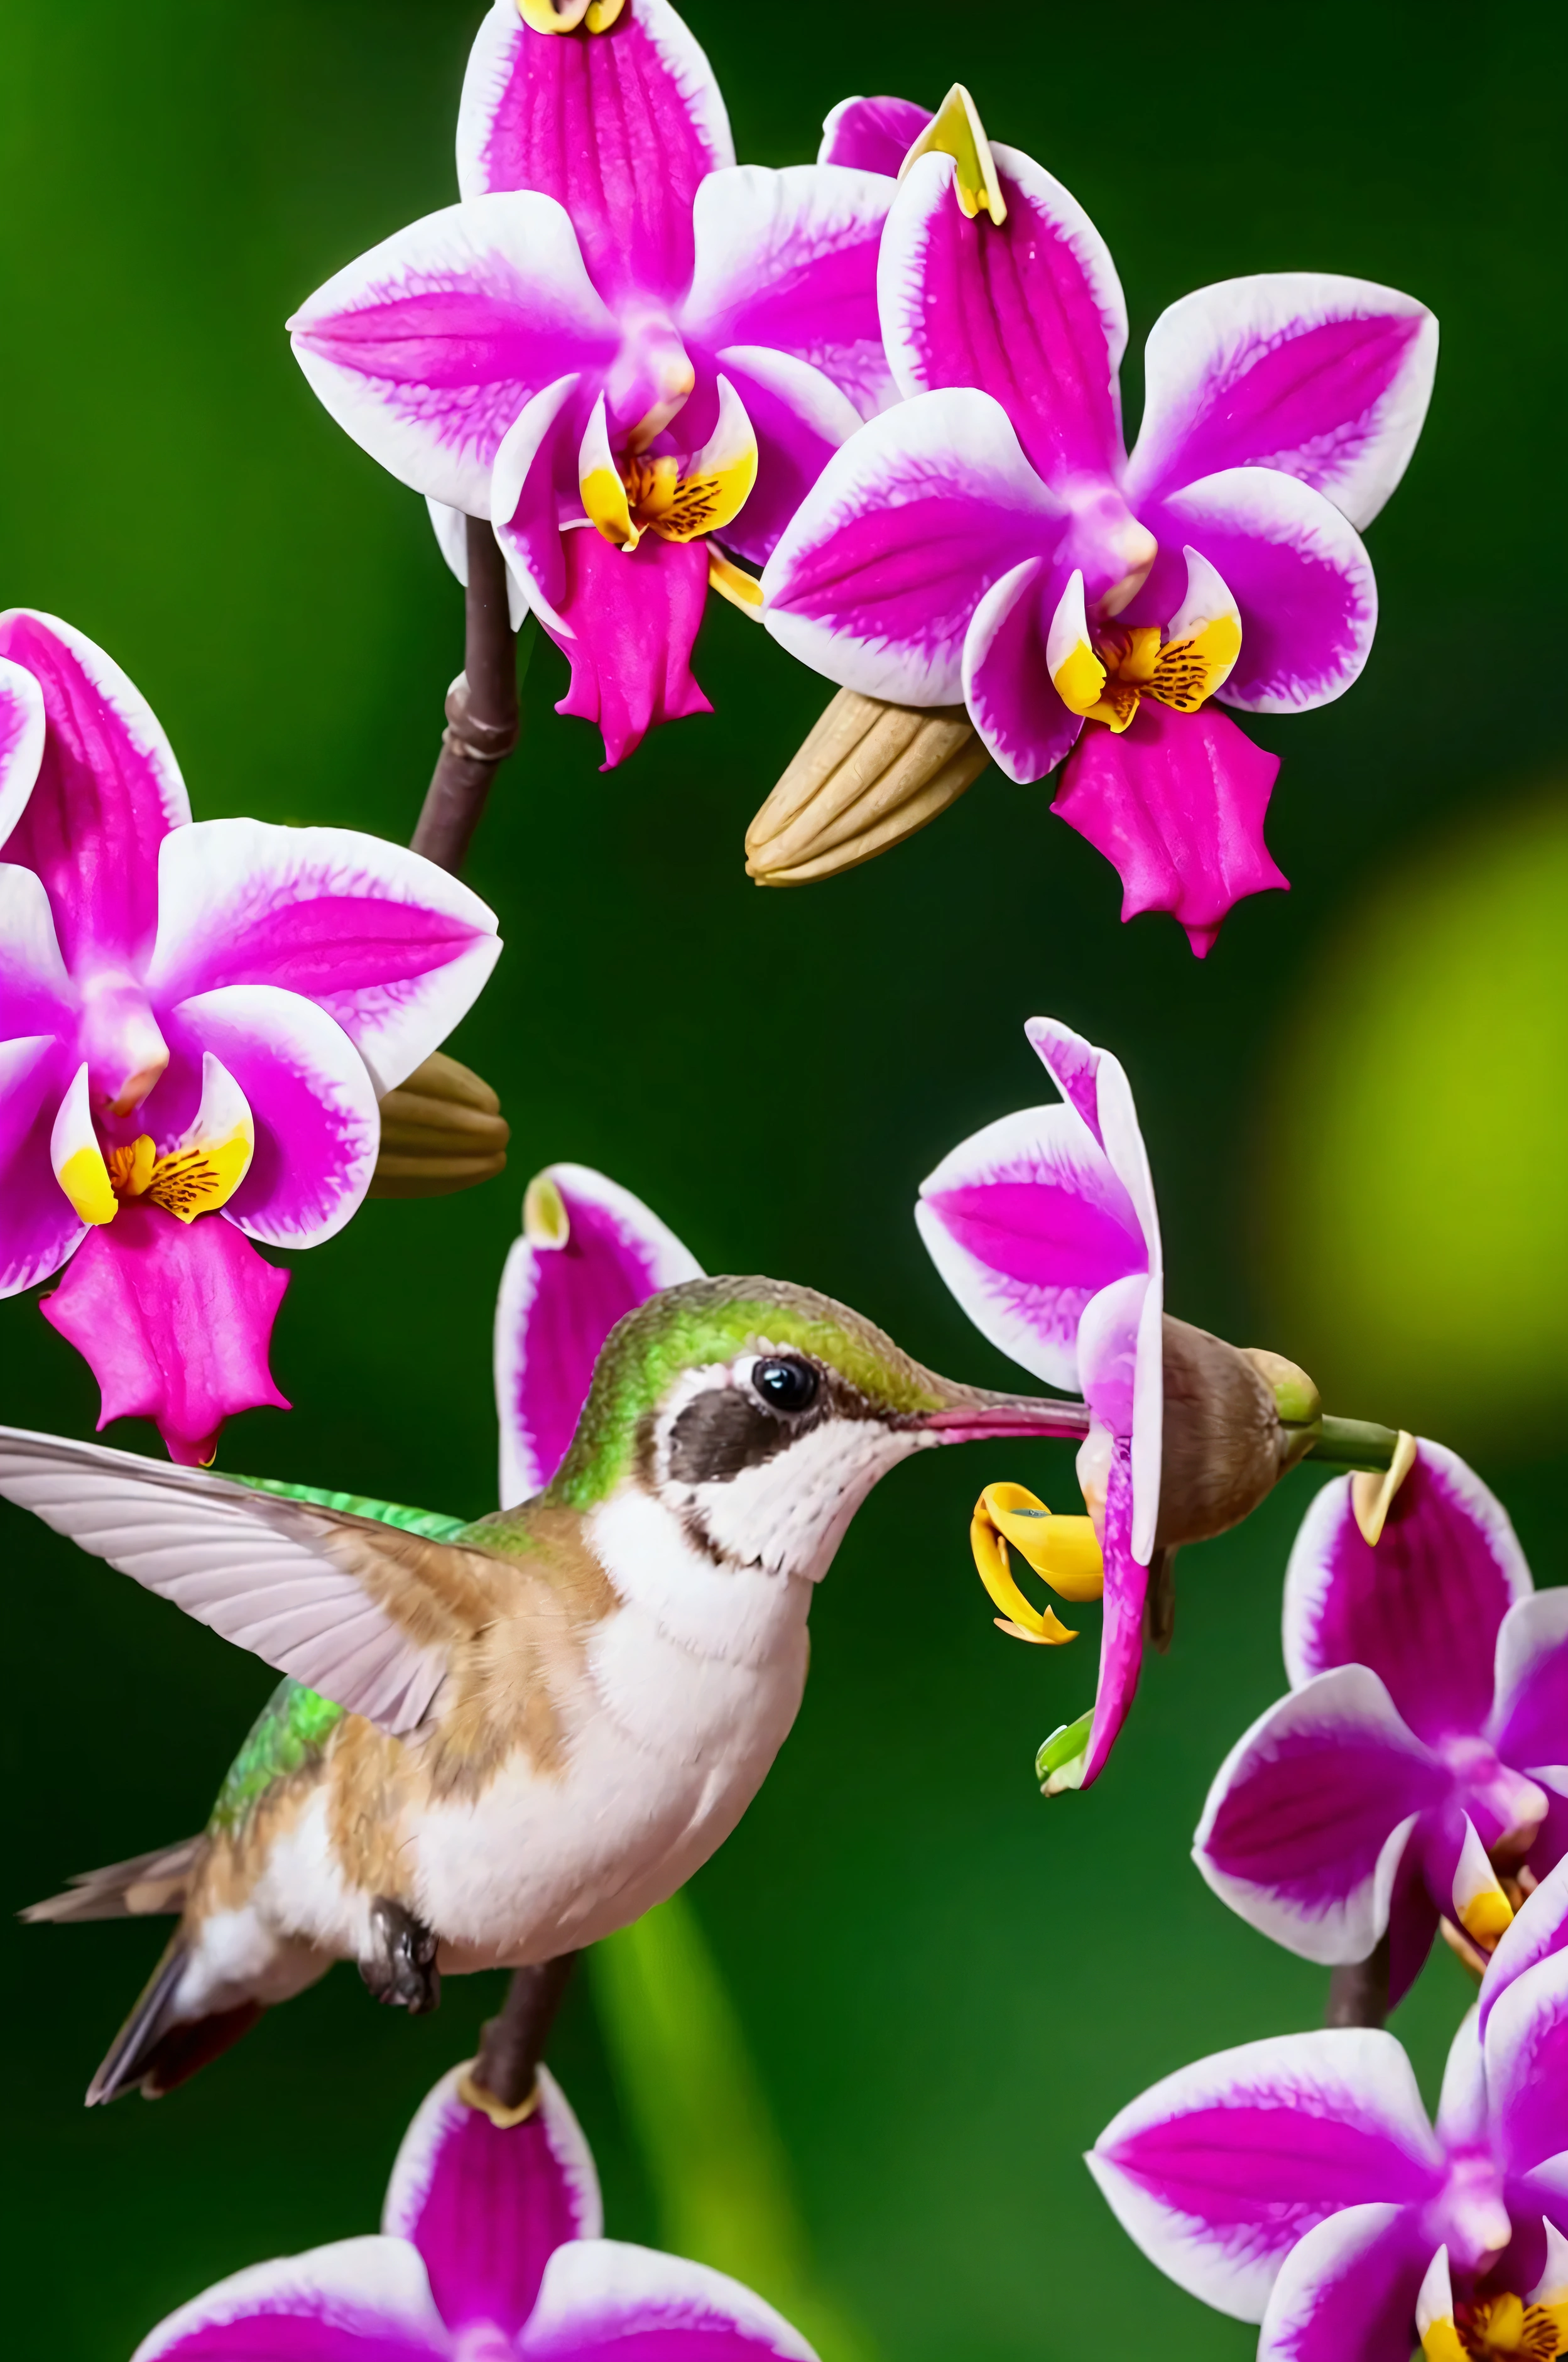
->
369, 1052, 509, 1199
1157, 1318, 1320, 1550
745, 688, 989, 885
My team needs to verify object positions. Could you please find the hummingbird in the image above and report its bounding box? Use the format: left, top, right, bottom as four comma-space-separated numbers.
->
7, 1274, 1086, 2104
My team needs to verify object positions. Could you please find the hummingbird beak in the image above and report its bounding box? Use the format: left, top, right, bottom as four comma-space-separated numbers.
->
915, 1383, 1092, 1447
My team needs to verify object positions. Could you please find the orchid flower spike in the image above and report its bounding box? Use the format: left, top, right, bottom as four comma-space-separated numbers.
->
917, 1016, 1406, 1792
1089, 1973, 1568, 2362
0, 611, 499, 1464
1195, 1440, 1568, 2006
765, 92, 1437, 952
134, 2057, 819, 2362
290, 0, 896, 768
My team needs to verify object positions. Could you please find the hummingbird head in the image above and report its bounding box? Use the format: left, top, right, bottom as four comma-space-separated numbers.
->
547, 1275, 1084, 1581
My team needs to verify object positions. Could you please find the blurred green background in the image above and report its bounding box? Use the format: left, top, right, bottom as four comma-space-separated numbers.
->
2, 3, 1565, 2355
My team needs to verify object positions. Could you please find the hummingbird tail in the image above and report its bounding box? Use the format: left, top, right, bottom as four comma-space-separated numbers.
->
85, 1934, 263, 2106
21, 1834, 202, 1924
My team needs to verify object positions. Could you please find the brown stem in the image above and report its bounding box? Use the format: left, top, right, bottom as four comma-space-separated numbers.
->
1326, 1934, 1390, 2028
470, 1954, 580, 2113
411, 516, 520, 874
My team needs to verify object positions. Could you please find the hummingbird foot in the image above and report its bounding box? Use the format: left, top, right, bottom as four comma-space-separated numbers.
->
360, 1899, 442, 2016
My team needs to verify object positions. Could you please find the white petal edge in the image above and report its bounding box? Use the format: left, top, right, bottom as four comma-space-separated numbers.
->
1490, 1589, 1568, 1746
1256, 2203, 1414, 2362
0, 653, 46, 848
0, 606, 192, 832
519, 2238, 818, 2362
131, 2235, 444, 2362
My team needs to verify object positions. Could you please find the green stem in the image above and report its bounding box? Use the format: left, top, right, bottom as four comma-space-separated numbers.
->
1304, 1415, 1402, 1472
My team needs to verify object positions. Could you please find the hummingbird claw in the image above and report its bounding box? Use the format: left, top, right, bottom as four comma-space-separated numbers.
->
361, 1898, 442, 2016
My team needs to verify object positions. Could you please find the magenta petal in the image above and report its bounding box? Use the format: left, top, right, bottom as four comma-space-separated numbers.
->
382, 2066, 600, 2339
548, 530, 710, 768
1285, 1445, 1532, 1746
1491, 1594, 1568, 1771
1485, 1947, 1568, 2180
0, 650, 45, 845
1081, 1440, 1146, 1788
0, 1033, 81, 1295
455, 0, 733, 306
703, 351, 861, 567
40, 1203, 290, 1465
1384, 1832, 1442, 2011
133, 2241, 446, 2362
518, 2242, 817, 2362
1052, 702, 1287, 957
1256, 2204, 1428, 2362
0, 609, 188, 969
961, 557, 1083, 785
1481, 1859, 1568, 2038
817, 93, 930, 175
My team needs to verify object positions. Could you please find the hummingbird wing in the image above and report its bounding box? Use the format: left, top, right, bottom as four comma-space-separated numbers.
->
0, 1425, 508, 1733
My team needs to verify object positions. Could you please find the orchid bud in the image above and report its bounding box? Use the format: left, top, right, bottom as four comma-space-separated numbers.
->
745, 688, 990, 885
1155, 1318, 1320, 1550
369, 1052, 509, 1199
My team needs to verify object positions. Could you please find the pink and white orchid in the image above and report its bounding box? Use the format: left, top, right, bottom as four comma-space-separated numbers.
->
1194, 1441, 1568, 2006
1089, 1904, 1568, 2362
134, 2057, 817, 2362
290, 0, 893, 768
915, 1016, 1162, 1792
0, 611, 499, 1465
765, 97, 1437, 953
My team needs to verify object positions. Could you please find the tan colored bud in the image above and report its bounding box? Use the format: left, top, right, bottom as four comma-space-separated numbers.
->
1157, 1317, 1320, 1550
369, 1052, 509, 1199
745, 688, 989, 886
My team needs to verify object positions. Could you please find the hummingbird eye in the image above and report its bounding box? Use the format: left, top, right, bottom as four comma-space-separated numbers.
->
751, 1356, 820, 1413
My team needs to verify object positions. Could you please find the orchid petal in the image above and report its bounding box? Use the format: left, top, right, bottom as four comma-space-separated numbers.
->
456, 0, 733, 304
0, 652, 45, 847
492, 373, 585, 629
146, 819, 500, 1096
130, 2234, 445, 2362
1491, 1591, 1568, 1769
41, 1200, 290, 1466
427, 498, 532, 631
288, 193, 617, 516
1284, 1443, 1532, 1746
1194, 1666, 1440, 1963
915, 1102, 1147, 1391
1484, 1947, 1568, 2180
50, 1059, 116, 1226
1481, 1858, 1568, 2039
1089, 2028, 1443, 2322
381, 2064, 600, 2336
705, 347, 863, 567
817, 94, 931, 176
880, 144, 1127, 489
1052, 698, 1286, 958
1025, 1017, 1162, 1273
1126, 273, 1437, 530
762, 386, 1062, 704
1080, 1433, 1148, 1787
683, 164, 895, 423
547, 527, 710, 768
961, 556, 1084, 784
0, 1033, 81, 1295
518, 2238, 818, 2361
0, 859, 74, 1044
497, 1163, 702, 1503
0, 609, 189, 969
658, 373, 756, 543
1256, 2203, 1427, 2362
1437, 2006, 1489, 2153
1449, 1812, 1516, 1949
1043, 567, 1106, 717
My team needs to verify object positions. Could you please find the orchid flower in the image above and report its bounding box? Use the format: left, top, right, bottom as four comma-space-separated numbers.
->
765, 90, 1437, 953
1194, 1439, 1568, 2006
1088, 1913, 1568, 2362
0, 611, 499, 1464
496, 1160, 701, 1502
134, 2057, 817, 2362
290, 0, 893, 770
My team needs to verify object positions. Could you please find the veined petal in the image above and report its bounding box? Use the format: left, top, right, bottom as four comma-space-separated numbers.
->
498, 1162, 702, 1504
455, 0, 733, 304
682, 163, 895, 422
1257, 2204, 1429, 2362
1194, 1665, 1442, 1963
1135, 466, 1376, 714
0, 1033, 82, 1295
547, 527, 711, 768
130, 2234, 445, 2362
518, 2238, 818, 2361
961, 557, 1084, 783
762, 386, 1062, 704
1088, 2028, 1444, 2322
1127, 273, 1437, 530
288, 193, 617, 516
1481, 1859, 1568, 2039
1491, 1591, 1568, 1770
654, 374, 756, 543
41, 1202, 290, 1466
1052, 699, 1287, 958
492, 373, 584, 629
1284, 1443, 1532, 1744
1147, 547, 1243, 709
0, 859, 74, 1043
146, 819, 501, 1096
382, 2064, 600, 2337
1485, 1947, 1568, 2180
817, 92, 932, 175
0, 651, 45, 847
141, 1052, 255, 1224
705, 347, 863, 567
1080, 1434, 1148, 1787
0, 610, 189, 969
1025, 1015, 1162, 1271
879, 144, 1127, 487
915, 1102, 1148, 1391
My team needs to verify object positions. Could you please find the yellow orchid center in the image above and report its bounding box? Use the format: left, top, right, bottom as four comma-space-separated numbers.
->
579, 384, 758, 557
107, 1129, 251, 1224
1057, 616, 1243, 735
1437, 2290, 1568, 2359
969, 1481, 1104, 1645
53, 1055, 255, 1229
516, 0, 626, 33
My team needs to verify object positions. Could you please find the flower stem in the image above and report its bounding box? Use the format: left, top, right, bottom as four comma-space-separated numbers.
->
469, 1951, 580, 2111
1305, 1416, 1403, 1471
411, 517, 524, 875
1326, 1934, 1389, 2028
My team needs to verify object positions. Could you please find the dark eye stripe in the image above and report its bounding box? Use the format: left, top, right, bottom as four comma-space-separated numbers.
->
667, 1388, 795, 1485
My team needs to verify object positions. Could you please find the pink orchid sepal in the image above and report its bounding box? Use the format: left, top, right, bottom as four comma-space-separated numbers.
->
0, 610, 501, 1463
291, 0, 895, 768
765, 92, 1436, 951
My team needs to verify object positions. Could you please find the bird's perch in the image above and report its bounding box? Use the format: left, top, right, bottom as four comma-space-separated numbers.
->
463, 1953, 580, 2123
1326, 1937, 1390, 2028
411, 516, 520, 874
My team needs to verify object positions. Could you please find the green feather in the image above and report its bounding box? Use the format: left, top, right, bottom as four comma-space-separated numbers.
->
232, 1476, 469, 1543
